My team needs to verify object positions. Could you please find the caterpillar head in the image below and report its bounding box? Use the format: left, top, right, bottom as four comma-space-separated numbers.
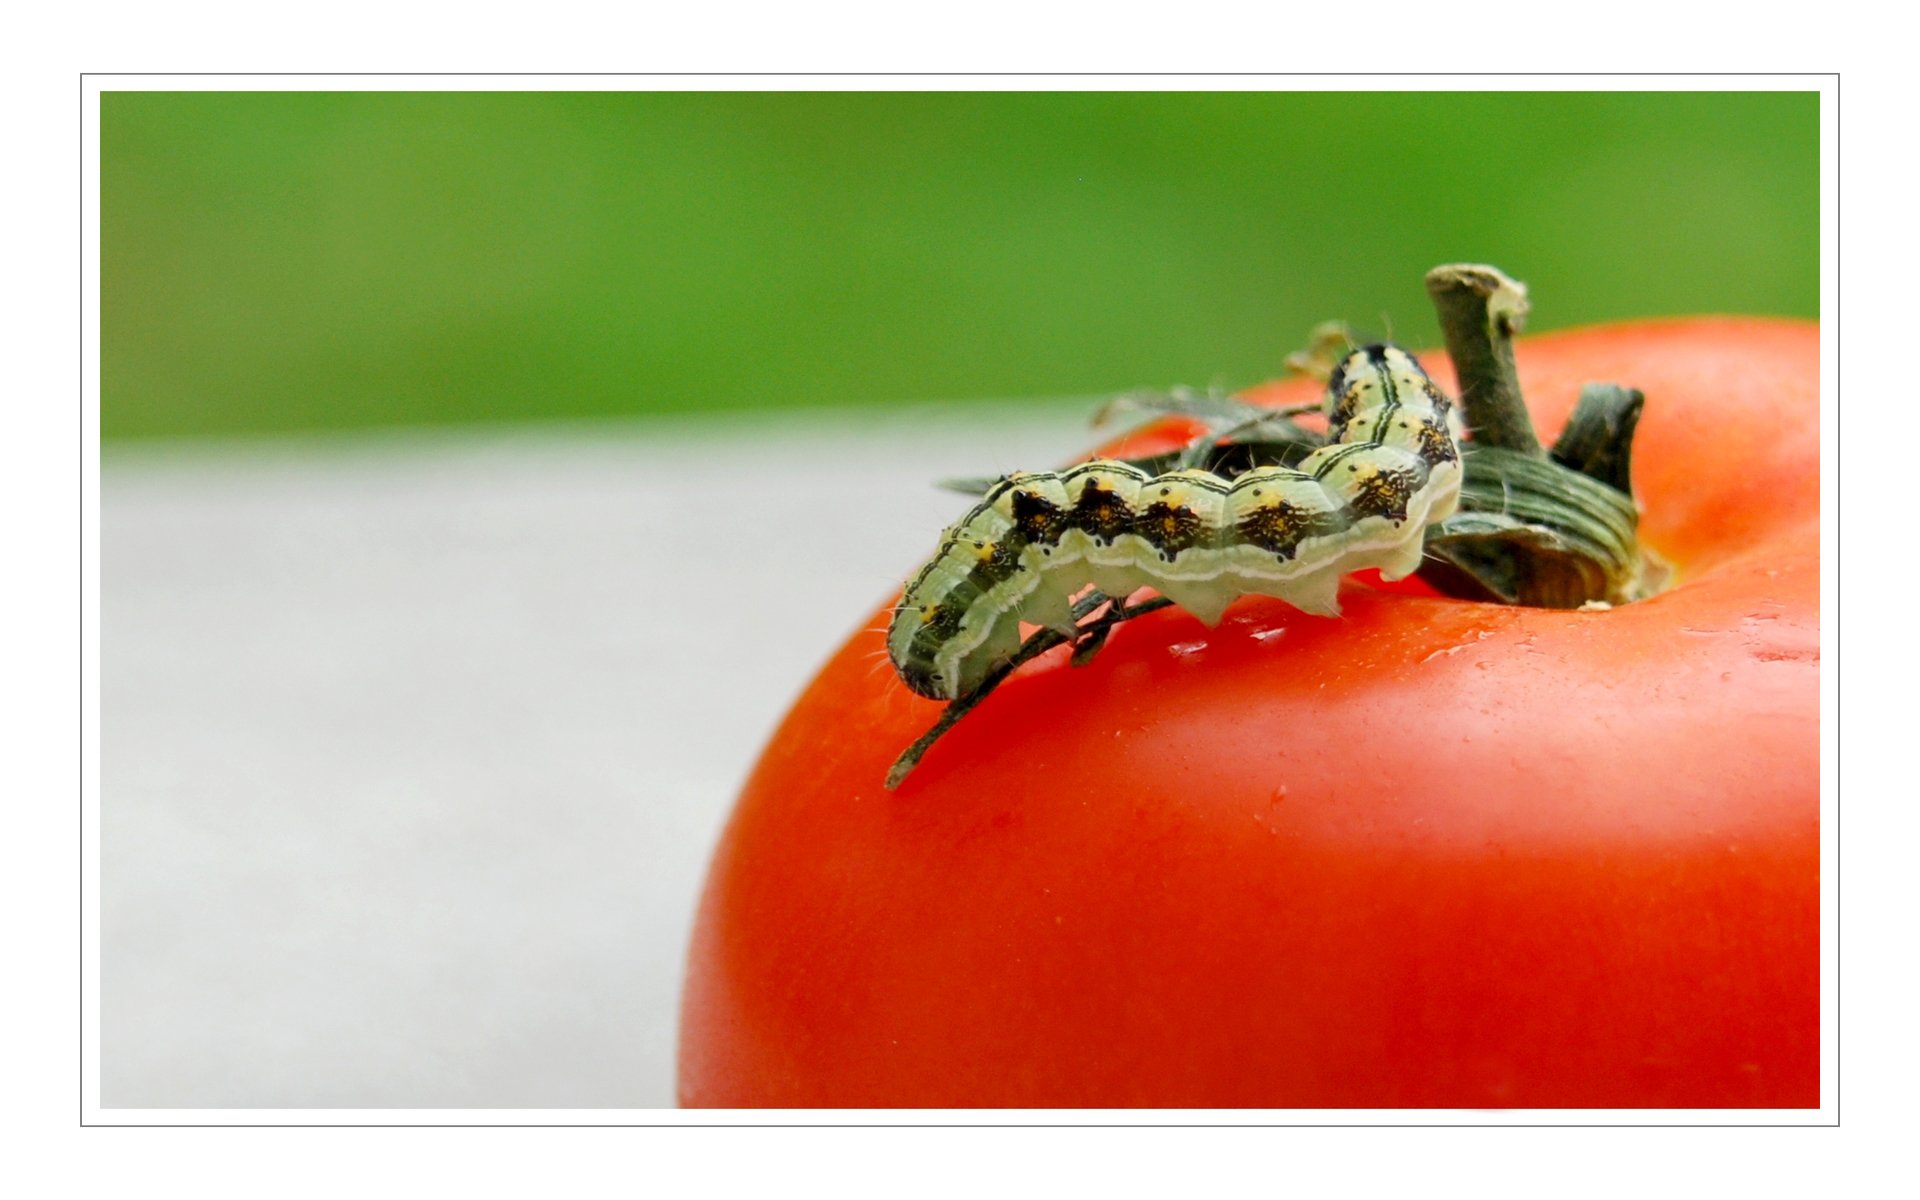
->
887, 598, 957, 699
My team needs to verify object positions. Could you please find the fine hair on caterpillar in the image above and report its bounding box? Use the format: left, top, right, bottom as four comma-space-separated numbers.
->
887, 343, 1463, 700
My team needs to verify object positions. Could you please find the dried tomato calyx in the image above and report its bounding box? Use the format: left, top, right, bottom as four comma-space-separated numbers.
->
1418, 264, 1654, 608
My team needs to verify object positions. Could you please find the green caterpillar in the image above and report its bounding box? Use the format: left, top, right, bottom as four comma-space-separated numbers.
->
888, 344, 1463, 700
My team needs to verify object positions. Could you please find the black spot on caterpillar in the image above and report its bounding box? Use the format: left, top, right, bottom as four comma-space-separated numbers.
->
888, 344, 1462, 700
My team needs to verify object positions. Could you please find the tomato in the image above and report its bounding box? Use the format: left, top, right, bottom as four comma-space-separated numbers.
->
678, 318, 1820, 1108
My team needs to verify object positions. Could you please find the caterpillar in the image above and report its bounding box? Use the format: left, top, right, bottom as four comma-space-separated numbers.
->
887, 343, 1463, 700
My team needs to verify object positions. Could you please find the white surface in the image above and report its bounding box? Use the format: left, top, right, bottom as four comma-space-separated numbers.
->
101, 403, 1090, 1107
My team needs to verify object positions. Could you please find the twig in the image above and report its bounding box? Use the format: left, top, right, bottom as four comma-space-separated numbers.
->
1416, 265, 1652, 608
885, 593, 1175, 790
1424, 263, 1541, 456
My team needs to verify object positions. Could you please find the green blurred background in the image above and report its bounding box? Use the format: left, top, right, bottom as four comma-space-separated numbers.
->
101, 91, 1818, 442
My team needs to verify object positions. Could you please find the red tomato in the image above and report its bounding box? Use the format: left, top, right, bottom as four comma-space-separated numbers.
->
679, 319, 1820, 1108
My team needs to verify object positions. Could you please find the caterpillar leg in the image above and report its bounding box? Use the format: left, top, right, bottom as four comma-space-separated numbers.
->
946, 612, 1024, 699
975, 614, 1023, 674
1016, 580, 1077, 635
1373, 532, 1429, 582
1153, 578, 1236, 626
1088, 564, 1148, 604
1249, 569, 1343, 618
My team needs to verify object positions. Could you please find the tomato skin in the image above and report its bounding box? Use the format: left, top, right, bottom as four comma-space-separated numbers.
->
679, 319, 1819, 1108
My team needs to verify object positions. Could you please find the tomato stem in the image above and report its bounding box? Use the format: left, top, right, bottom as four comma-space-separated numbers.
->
1550, 382, 1643, 494
1420, 445, 1645, 607
1419, 264, 1653, 607
1425, 264, 1542, 457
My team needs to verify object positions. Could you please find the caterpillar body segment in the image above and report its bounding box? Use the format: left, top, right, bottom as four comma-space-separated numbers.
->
888, 344, 1462, 700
